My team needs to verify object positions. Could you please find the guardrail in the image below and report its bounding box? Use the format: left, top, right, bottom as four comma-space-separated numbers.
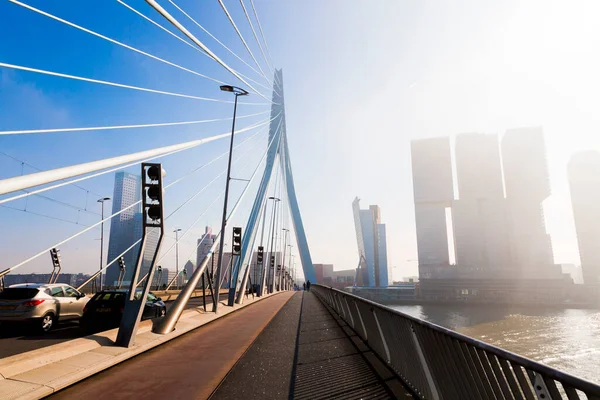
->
312, 285, 600, 400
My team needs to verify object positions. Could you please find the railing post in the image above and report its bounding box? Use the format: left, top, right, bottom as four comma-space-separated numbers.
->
409, 324, 440, 400
355, 302, 367, 340
532, 372, 553, 400
372, 308, 391, 363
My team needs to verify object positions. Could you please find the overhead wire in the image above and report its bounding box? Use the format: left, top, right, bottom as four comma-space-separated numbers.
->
0, 62, 268, 105
0, 151, 104, 198
0, 204, 90, 227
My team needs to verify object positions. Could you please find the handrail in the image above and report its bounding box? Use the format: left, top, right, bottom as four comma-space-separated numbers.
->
312, 284, 600, 399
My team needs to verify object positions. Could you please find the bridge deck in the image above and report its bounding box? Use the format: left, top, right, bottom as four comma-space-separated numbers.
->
213, 291, 412, 399
47, 291, 412, 399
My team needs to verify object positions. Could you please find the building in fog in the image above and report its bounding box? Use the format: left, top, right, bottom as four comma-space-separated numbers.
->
410, 138, 454, 278
568, 151, 600, 285
4, 273, 77, 287
106, 172, 142, 287
352, 198, 390, 287
453, 133, 511, 274
502, 127, 555, 276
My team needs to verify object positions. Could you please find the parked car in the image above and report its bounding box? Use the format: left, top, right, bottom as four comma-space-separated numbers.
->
80, 289, 166, 332
0, 283, 89, 333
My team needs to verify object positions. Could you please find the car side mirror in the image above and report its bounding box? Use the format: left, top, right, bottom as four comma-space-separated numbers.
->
78, 293, 85, 299
156, 297, 162, 302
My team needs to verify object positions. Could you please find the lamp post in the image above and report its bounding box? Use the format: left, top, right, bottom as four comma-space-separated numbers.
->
267, 196, 280, 293
173, 228, 182, 289
280, 228, 289, 291
97, 197, 110, 291
214, 85, 249, 312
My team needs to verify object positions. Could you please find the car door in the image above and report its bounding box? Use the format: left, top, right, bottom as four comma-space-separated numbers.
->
63, 286, 87, 317
49, 286, 71, 319
143, 293, 158, 319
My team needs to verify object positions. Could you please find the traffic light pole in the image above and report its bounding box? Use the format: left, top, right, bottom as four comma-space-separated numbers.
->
116, 163, 165, 348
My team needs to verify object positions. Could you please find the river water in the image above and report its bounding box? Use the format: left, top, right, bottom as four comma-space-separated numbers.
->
389, 304, 600, 384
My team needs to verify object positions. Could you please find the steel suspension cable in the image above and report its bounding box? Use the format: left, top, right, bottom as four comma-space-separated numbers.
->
8, 0, 228, 86
238, 0, 272, 73
3, 124, 268, 277
215, 0, 267, 80
249, 0, 274, 69
0, 62, 268, 105
144, 0, 275, 104
0, 110, 269, 136
0, 116, 275, 200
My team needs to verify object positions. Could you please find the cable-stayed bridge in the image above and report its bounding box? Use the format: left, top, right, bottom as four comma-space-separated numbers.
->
1, 1, 600, 399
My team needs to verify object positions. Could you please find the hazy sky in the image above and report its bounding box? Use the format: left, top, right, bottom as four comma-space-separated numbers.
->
1, 0, 600, 281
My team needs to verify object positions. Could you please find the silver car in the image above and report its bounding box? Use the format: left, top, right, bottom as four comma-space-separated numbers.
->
0, 283, 89, 333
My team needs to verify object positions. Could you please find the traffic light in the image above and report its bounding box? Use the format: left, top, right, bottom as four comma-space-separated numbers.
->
143, 163, 164, 226
118, 256, 126, 271
270, 255, 275, 268
232, 227, 242, 255
50, 248, 61, 268
277, 264, 281, 271
257, 246, 264, 264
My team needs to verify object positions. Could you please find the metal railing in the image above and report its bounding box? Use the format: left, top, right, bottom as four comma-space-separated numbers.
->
312, 285, 600, 400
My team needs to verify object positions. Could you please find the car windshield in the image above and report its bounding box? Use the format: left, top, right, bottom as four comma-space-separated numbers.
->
0, 288, 39, 300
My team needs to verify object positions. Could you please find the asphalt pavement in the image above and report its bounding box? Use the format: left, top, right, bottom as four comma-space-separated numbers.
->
0, 294, 228, 359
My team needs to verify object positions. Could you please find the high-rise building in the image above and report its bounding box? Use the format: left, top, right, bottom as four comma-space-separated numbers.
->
568, 150, 600, 285
453, 133, 511, 273
502, 127, 554, 276
196, 226, 217, 274
410, 138, 454, 274
106, 172, 142, 287
352, 198, 389, 287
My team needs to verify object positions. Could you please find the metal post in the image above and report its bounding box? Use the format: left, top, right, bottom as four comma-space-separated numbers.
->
281, 229, 288, 291
214, 93, 240, 312
116, 163, 165, 347
97, 197, 110, 291
174, 228, 181, 289
266, 197, 279, 293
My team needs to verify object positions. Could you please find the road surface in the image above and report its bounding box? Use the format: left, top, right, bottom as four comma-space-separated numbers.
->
0, 293, 232, 358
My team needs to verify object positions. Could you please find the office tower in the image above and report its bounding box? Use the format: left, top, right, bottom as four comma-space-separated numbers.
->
352, 198, 389, 287
197, 226, 217, 274
502, 127, 554, 275
410, 138, 454, 276
452, 133, 511, 273
568, 150, 600, 285
106, 172, 142, 287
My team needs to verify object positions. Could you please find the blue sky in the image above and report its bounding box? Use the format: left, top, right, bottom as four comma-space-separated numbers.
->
2, 0, 600, 280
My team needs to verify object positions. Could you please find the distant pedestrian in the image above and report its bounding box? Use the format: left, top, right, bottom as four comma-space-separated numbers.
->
306, 280, 311, 292
303, 282, 306, 291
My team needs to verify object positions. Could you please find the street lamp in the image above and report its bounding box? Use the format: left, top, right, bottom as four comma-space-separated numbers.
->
214, 85, 249, 312
173, 228, 182, 289
267, 197, 280, 293
281, 229, 289, 291
97, 197, 111, 291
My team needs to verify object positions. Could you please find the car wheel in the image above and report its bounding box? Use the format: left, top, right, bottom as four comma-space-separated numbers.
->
39, 313, 55, 333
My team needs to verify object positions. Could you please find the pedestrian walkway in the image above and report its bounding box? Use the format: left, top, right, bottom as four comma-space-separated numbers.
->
47, 292, 295, 400
213, 291, 412, 399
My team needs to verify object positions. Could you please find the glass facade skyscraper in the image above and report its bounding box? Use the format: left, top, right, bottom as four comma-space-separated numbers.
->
106, 172, 142, 287
353, 198, 390, 287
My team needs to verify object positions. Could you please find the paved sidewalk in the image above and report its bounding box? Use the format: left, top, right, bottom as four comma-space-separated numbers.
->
47, 292, 295, 400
